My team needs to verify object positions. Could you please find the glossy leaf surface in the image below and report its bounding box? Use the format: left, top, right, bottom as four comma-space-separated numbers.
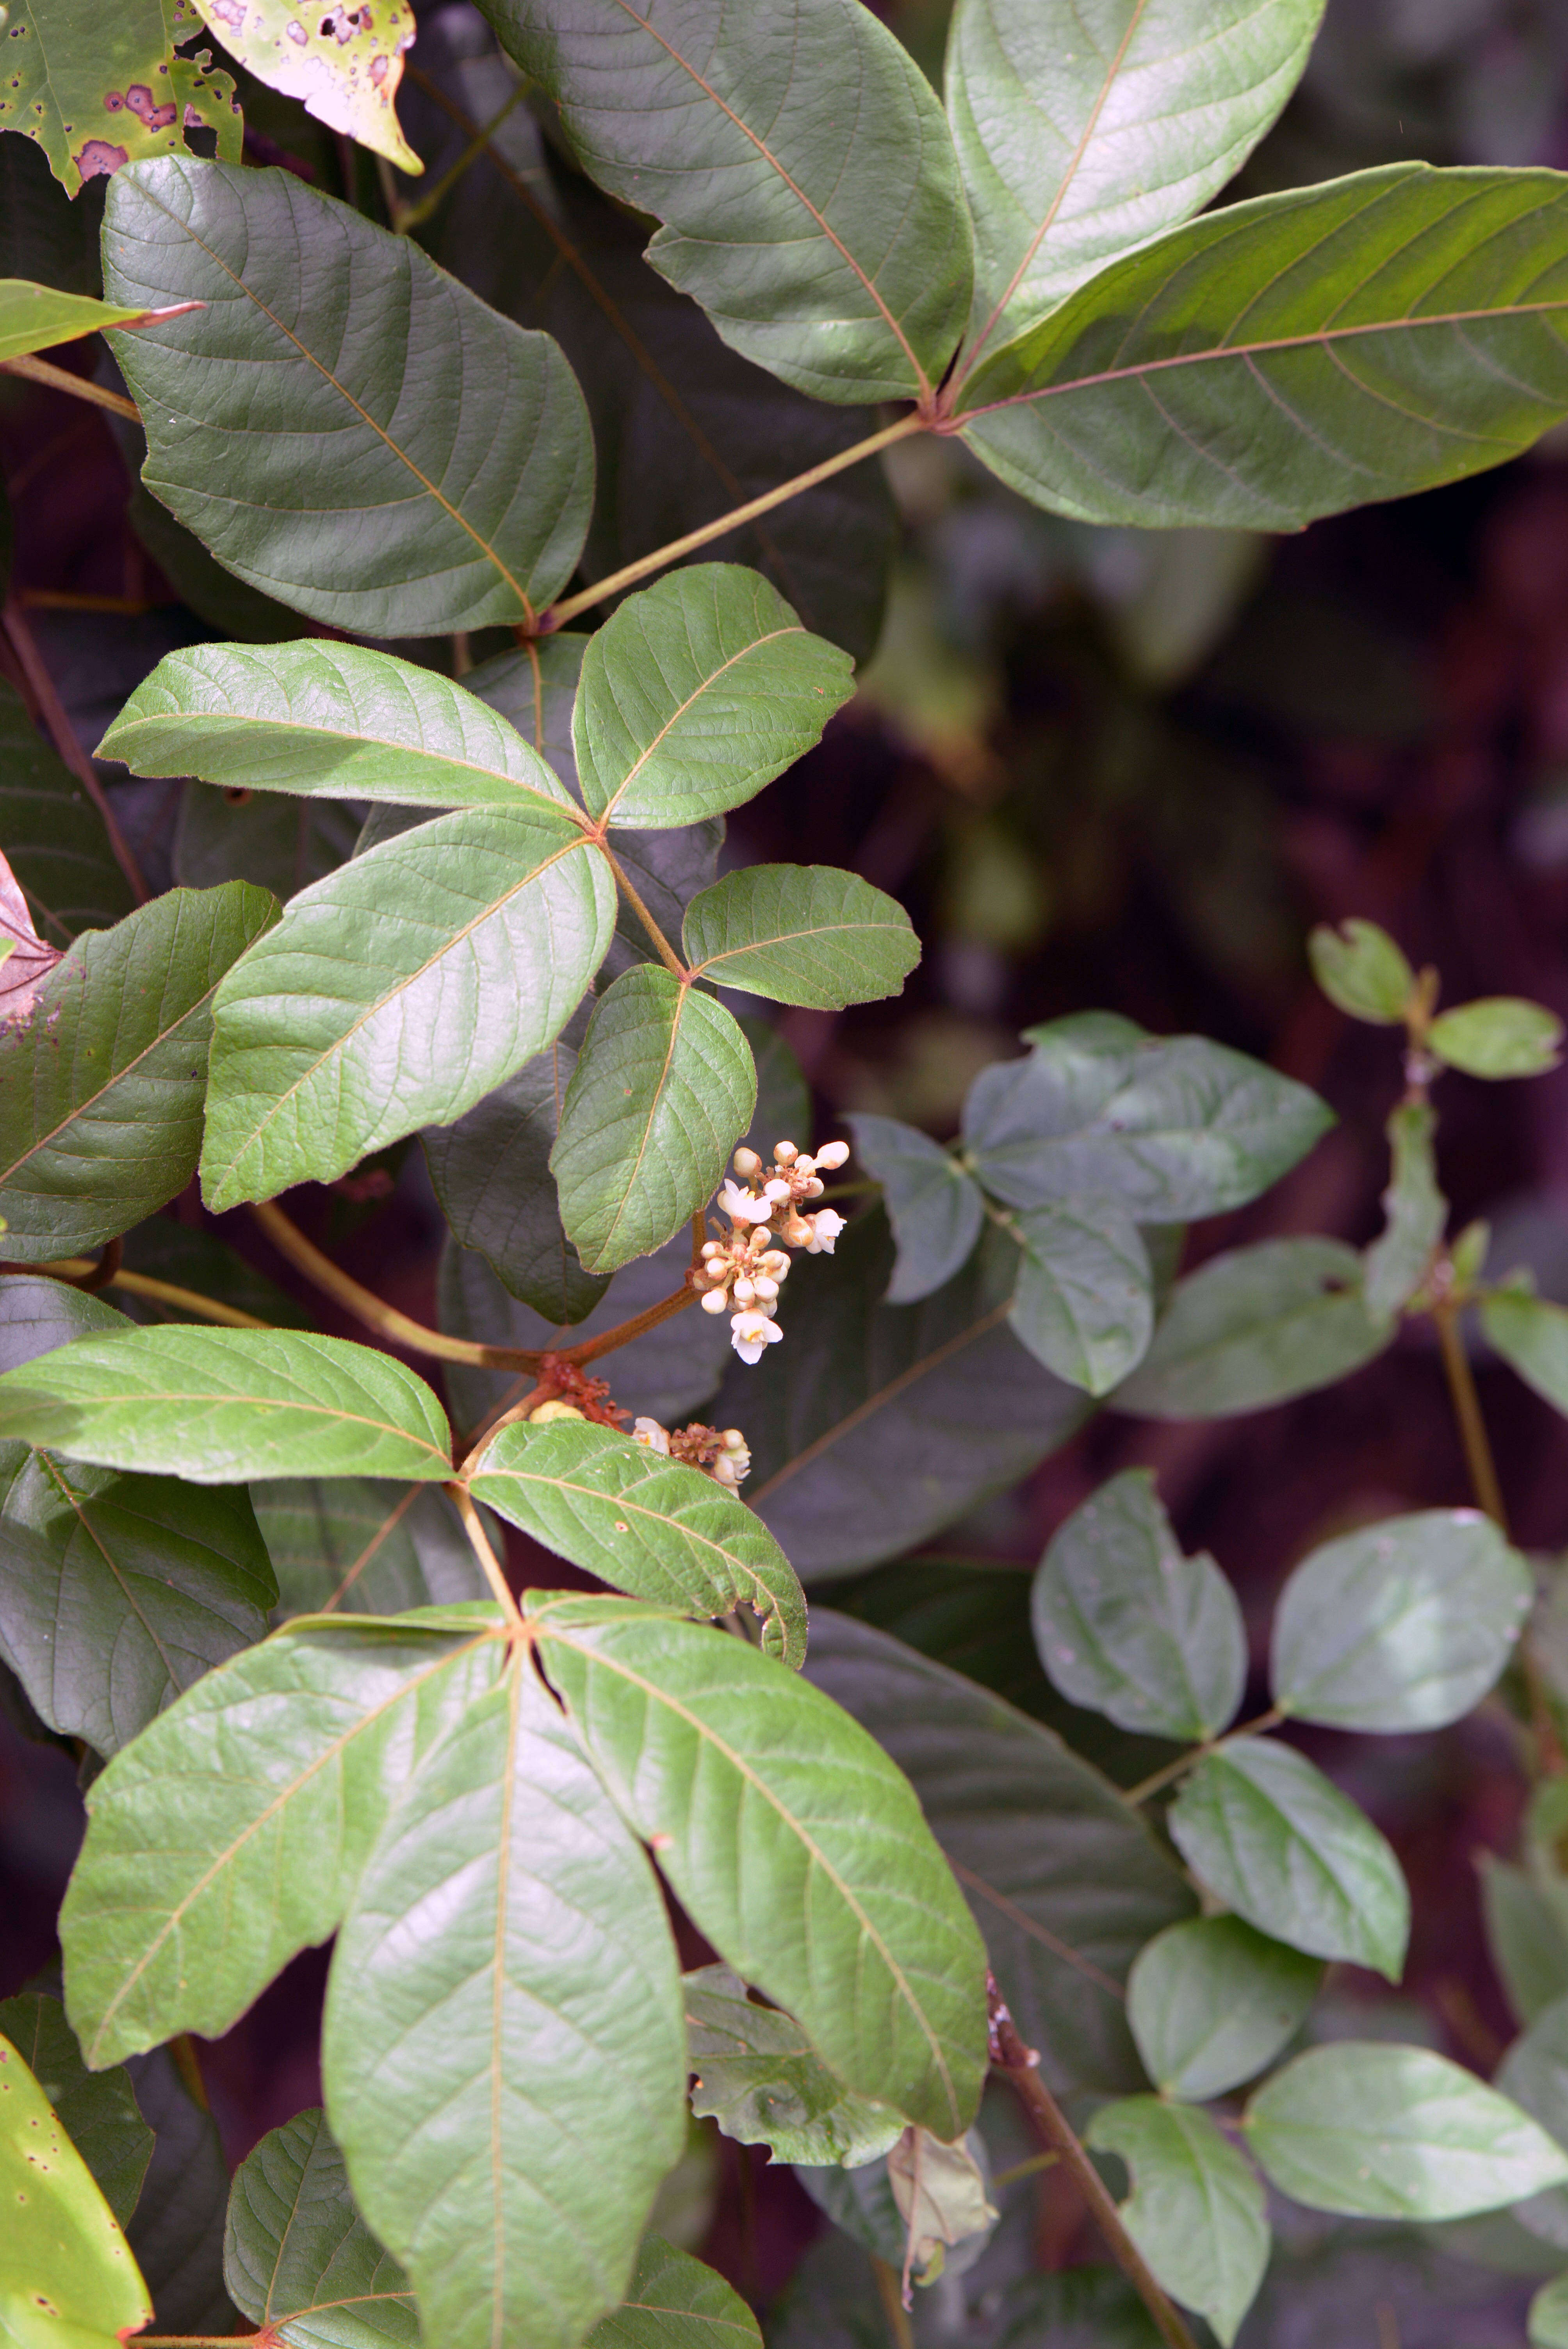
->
961, 166, 1568, 528
0, 2028, 152, 2345
535, 1597, 989, 2139
102, 642, 574, 814
1168, 1737, 1409, 1978
1126, 1916, 1322, 2102
103, 160, 592, 634
481, 0, 973, 403
1271, 1508, 1532, 1731
1087, 2096, 1268, 2345
683, 1965, 901, 2168
0, 882, 277, 1259
682, 866, 918, 1009
573, 568, 854, 829
1112, 1237, 1392, 1417
470, 1419, 805, 1665
844, 1115, 984, 1305
0, 1328, 452, 1485
946, 0, 1324, 347
202, 804, 612, 1208
553, 969, 756, 1274
323, 1659, 687, 2349
1246, 2043, 1568, 2219
805, 1611, 1194, 2100
1033, 1469, 1246, 1739
0, 1992, 151, 2229
62, 1616, 502, 2065
1008, 1201, 1153, 1395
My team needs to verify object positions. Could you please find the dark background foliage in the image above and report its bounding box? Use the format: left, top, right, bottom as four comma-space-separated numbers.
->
4, 0, 1568, 2329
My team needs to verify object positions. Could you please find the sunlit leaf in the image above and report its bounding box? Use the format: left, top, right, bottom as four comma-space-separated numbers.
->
0, 0, 239, 198
0, 1992, 152, 2228
682, 866, 917, 1009
186, 0, 421, 172
0, 2028, 153, 2344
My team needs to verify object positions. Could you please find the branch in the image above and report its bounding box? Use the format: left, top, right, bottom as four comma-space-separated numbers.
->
987, 1977, 1201, 2349
1, 1255, 271, 1329
2, 600, 148, 902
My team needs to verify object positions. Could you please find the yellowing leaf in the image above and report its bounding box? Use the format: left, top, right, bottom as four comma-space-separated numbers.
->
0, 2031, 153, 2346
0, 0, 240, 198
189, 0, 423, 172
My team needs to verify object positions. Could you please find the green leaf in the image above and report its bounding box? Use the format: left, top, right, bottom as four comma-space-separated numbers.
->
574, 568, 855, 830
843, 1116, 983, 1305
533, 1596, 989, 2139
1363, 1101, 1446, 1320
0, 0, 238, 197
0, 882, 278, 1259
184, 0, 419, 172
0, 1993, 151, 2229
553, 969, 756, 1275
1007, 1201, 1154, 1396
323, 1657, 687, 2349
682, 1965, 901, 2168
0, 1443, 276, 1756
422, 1030, 610, 1326
61, 1615, 503, 2065
201, 805, 613, 1209
479, 0, 972, 405
253, 1480, 490, 1621
805, 1610, 1194, 2101
946, 0, 1323, 350
1479, 1854, 1568, 2031
0, 679, 134, 949
1127, 1916, 1322, 2103
1429, 997, 1564, 1079
1168, 1737, 1410, 1979
1308, 918, 1414, 1024
1111, 1237, 1393, 1418
1032, 1467, 1246, 1740
588, 2235, 761, 2349
1271, 1507, 1531, 1731
964, 1018, 1331, 1221
103, 159, 593, 635
682, 866, 917, 1010
224, 2107, 417, 2347
0, 276, 188, 360
102, 641, 577, 815
1086, 2096, 1268, 2347
1483, 1289, 1568, 1419
129, 484, 305, 648
121, 2042, 234, 2334
469, 1419, 805, 1665
0, 1328, 453, 1484
0, 2028, 153, 2345
1533, 2276, 1568, 2348
959, 166, 1568, 528
1495, 1991, 1568, 2252
1245, 2042, 1568, 2219
733, 1213, 1091, 1580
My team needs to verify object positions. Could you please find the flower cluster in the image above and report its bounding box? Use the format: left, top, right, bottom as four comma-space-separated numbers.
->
633, 1417, 751, 1489
695, 1137, 850, 1364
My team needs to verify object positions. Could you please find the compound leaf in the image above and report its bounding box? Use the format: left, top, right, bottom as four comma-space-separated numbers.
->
1112, 1237, 1392, 1418
469, 1419, 806, 1666
479, 0, 973, 404
1086, 2096, 1268, 2346
553, 969, 756, 1275
201, 805, 612, 1209
574, 568, 854, 830
1032, 1468, 1246, 1741
61, 1615, 503, 2066
682, 866, 917, 1009
844, 1116, 984, 1305
1126, 1916, 1322, 2103
533, 1597, 989, 2140
103, 158, 592, 635
0, 882, 278, 1259
1168, 1737, 1409, 1980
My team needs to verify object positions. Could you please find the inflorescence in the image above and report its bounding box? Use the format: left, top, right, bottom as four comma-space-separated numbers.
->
695, 1137, 850, 1364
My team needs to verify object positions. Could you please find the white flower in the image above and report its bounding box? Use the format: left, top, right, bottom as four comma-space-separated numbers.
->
814, 1139, 850, 1170
700, 1287, 731, 1315
729, 1307, 783, 1365
804, 1208, 846, 1255
719, 1178, 772, 1226
632, 1417, 670, 1454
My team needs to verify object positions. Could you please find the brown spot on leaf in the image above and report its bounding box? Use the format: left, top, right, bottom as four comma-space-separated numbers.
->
75, 138, 128, 178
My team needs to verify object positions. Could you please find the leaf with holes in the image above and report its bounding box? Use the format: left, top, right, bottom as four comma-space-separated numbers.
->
253, 1479, 490, 1620
1087, 2097, 1269, 2346
958, 166, 1568, 528
533, 1595, 989, 2138
845, 1115, 984, 1306
946, 0, 1324, 351
60, 1614, 503, 2065
682, 1964, 901, 2168
469, 1419, 805, 1665
0, 0, 239, 197
103, 158, 592, 634
553, 968, 756, 1275
573, 568, 854, 830
0, 882, 278, 1260
478, 0, 972, 404
185, 0, 421, 172
682, 866, 918, 1010
201, 804, 613, 1209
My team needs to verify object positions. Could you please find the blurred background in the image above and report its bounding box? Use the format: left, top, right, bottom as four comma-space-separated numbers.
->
5, 0, 1568, 2335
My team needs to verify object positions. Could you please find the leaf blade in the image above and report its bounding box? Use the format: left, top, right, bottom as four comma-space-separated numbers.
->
1086, 2096, 1268, 2346
682, 865, 918, 1009
844, 1116, 984, 1305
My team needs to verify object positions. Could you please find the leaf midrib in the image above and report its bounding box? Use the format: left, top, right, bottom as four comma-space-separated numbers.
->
689, 914, 903, 978
9, 1383, 449, 1470
593, 622, 802, 825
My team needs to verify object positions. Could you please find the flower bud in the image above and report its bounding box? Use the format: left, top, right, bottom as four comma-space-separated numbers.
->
700, 1288, 731, 1315
783, 1213, 813, 1246
700, 1239, 724, 1258
805, 1207, 846, 1255
803, 1176, 825, 1198
773, 1140, 798, 1165
721, 1429, 747, 1451
761, 1251, 791, 1280
733, 1147, 762, 1178
752, 1276, 778, 1303
528, 1398, 586, 1424
793, 1154, 816, 1177
813, 1139, 850, 1170
732, 1277, 756, 1307
763, 1178, 790, 1203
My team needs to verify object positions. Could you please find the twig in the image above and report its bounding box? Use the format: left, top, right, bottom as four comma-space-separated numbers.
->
0, 354, 139, 420
599, 845, 688, 978
0, 1256, 271, 1329
2, 600, 148, 902
449, 1481, 524, 1627
987, 1977, 1200, 2349
1121, 1707, 1283, 1807
869, 2256, 914, 2349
